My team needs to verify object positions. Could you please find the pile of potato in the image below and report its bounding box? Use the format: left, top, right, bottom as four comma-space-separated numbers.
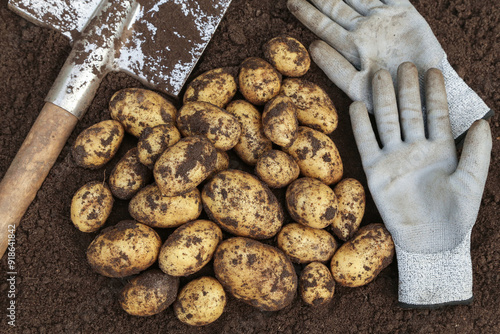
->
70, 35, 395, 325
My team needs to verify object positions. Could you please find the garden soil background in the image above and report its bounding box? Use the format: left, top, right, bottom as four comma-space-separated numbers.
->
0, 0, 499, 332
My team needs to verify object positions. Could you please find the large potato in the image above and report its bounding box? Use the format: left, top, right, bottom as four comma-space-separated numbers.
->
202, 169, 283, 239
262, 95, 298, 148
299, 262, 335, 307
158, 220, 222, 277
255, 149, 299, 188
137, 124, 181, 168
263, 35, 311, 77
176, 101, 241, 151
129, 184, 202, 228
183, 67, 237, 108
86, 221, 161, 278
70, 181, 113, 233
331, 224, 395, 287
214, 237, 297, 311
72, 120, 124, 169
109, 88, 177, 137
239, 57, 281, 105
331, 178, 365, 241
109, 148, 151, 200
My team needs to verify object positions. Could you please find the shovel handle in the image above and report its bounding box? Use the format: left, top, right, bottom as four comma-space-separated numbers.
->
0, 102, 78, 258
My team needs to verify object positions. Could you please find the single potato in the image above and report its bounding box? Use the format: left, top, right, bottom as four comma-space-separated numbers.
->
109, 148, 151, 200
137, 124, 181, 168
183, 67, 237, 108
331, 178, 365, 241
262, 95, 298, 148
71, 181, 114, 233
263, 35, 311, 77
255, 149, 299, 188
239, 57, 281, 105
299, 262, 335, 307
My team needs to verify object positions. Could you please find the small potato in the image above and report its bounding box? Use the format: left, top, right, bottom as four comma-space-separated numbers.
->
280, 78, 338, 134
72, 120, 124, 169
331, 178, 366, 241
109, 148, 151, 200
71, 181, 114, 232
174, 276, 226, 326
277, 223, 337, 263
299, 262, 335, 307
255, 150, 299, 188
202, 169, 283, 239
239, 57, 281, 105
86, 220, 161, 278
119, 269, 179, 317
331, 224, 395, 287
262, 95, 298, 148
286, 177, 338, 229
226, 100, 272, 165
183, 67, 237, 108
109, 88, 177, 137
283, 126, 343, 185
154, 136, 217, 197
137, 124, 181, 168
158, 220, 222, 277
214, 237, 297, 311
176, 101, 241, 151
129, 184, 202, 228
263, 36, 311, 77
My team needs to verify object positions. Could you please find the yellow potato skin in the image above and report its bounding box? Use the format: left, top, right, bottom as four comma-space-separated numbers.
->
262, 95, 298, 148
263, 36, 311, 77
255, 149, 299, 188
331, 178, 366, 241
71, 181, 114, 233
330, 224, 395, 287
109, 148, 151, 200
300, 262, 335, 307
213, 237, 297, 311
183, 67, 237, 108
239, 57, 282, 105
137, 124, 181, 168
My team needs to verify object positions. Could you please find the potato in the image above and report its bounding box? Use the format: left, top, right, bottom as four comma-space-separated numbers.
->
262, 95, 298, 148
174, 276, 226, 326
283, 126, 343, 185
214, 237, 297, 311
119, 269, 179, 316
226, 100, 272, 165
255, 149, 299, 188
137, 124, 181, 168
176, 101, 241, 151
286, 177, 338, 229
239, 57, 281, 105
263, 36, 311, 77
70, 181, 113, 233
183, 67, 237, 108
280, 78, 338, 134
109, 148, 151, 200
330, 178, 366, 241
86, 220, 161, 277
331, 224, 395, 287
202, 169, 283, 239
277, 223, 337, 263
299, 262, 335, 307
72, 120, 124, 169
154, 136, 217, 197
109, 88, 177, 137
158, 220, 222, 277
129, 184, 202, 228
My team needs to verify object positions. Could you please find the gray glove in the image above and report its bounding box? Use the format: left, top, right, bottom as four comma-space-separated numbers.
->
349, 62, 492, 307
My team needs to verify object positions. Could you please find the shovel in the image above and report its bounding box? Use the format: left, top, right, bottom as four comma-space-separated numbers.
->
0, 0, 232, 258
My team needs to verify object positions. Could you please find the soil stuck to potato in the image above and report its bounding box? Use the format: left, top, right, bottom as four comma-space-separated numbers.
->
0, 0, 499, 332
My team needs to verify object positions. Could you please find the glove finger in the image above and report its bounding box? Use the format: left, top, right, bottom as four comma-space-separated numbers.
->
397, 62, 425, 142
373, 69, 401, 146
380, 0, 409, 5
345, 0, 385, 15
350, 101, 381, 166
425, 68, 453, 142
309, 0, 363, 30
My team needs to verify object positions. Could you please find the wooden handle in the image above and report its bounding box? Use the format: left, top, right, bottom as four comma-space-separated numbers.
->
0, 102, 78, 258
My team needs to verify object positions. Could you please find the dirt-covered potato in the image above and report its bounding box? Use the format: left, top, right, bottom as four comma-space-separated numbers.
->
176, 101, 241, 151
262, 95, 298, 148
331, 178, 365, 241
226, 100, 272, 165
331, 224, 395, 287
137, 124, 181, 168
255, 149, 299, 188
286, 177, 338, 229
86, 221, 161, 278
109, 88, 177, 137
263, 35, 311, 77
239, 57, 281, 105
154, 136, 217, 197
283, 126, 343, 185
109, 148, 151, 200
299, 262, 335, 307
119, 269, 179, 317
183, 67, 237, 108
174, 276, 226, 326
202, 169, 283, 239
129, 184, 202, 228
158, 220, 222, 277
277, 223, 337, 263
72, 120, 124, 169
280, 78, 338, 134
214, 237, 297, 311
70, 181, 113, 233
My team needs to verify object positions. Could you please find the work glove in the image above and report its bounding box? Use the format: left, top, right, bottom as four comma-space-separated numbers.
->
349, 62, 492, 308
287, 0, 493, 141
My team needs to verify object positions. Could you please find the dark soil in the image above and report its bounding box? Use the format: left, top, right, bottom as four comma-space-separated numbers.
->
1, 0, 499, 333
